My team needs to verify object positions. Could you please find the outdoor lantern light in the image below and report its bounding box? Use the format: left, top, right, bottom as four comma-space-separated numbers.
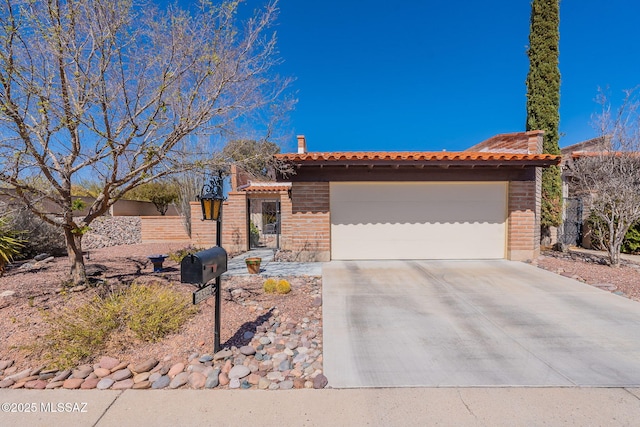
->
196, 170, 226, 352
199, 171, 225, 222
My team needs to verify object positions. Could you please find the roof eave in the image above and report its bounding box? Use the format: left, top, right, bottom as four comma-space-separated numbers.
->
286, 159, 560, 168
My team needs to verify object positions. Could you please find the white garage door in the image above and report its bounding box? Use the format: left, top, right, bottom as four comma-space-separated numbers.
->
330, 182, 507, 260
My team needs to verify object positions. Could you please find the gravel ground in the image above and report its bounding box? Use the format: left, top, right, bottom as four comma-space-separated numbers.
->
0, 242, 321, 373
536, 250, 640, 301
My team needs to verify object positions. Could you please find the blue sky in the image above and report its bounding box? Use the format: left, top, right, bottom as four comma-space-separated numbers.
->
268, 0, 639, 153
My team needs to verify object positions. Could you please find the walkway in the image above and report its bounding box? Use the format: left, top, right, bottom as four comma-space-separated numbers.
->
223, 249, 323, 277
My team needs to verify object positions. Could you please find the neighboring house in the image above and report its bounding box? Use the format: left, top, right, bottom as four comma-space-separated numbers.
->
559, 135, 618, 249
189, 131, 560, 262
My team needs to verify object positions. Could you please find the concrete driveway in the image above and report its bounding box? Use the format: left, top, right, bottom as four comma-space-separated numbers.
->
323, 260, 640, 388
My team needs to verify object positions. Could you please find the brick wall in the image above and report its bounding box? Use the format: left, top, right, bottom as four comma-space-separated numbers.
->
467, 131, 544, 154
222, 192, 248, 254
190, 202, 216, 247
190, 194, 248, 254
507, 168, 541, 260
112, 199, 179, 216
280, 182, 330, 261
140, 216, 190, 243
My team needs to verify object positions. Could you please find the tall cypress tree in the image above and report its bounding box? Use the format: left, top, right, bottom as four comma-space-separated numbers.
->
526, 0, 562, 231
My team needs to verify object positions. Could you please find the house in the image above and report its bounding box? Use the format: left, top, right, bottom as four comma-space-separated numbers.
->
558, 135, 627, 249
188, 131, 560, 261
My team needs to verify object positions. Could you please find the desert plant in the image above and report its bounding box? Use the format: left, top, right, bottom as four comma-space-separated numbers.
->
122, 284, 197, 342
39, 283, 196, 368
6, 206, 66, 258
263, 278, 277, 293
168, 246, 205, 263
40, 295, 121, 368
276, 279, 291, 294
0, 217, 25, 273
250, 221, 260, 247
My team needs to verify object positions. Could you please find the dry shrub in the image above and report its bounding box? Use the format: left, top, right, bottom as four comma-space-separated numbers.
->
8, 206, 66, 258
39, 283, 196, 368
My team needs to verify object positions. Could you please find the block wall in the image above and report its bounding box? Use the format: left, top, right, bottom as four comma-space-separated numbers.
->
140, 216, 190, 243
507, 168, 542, 261
280, 182, 331, 261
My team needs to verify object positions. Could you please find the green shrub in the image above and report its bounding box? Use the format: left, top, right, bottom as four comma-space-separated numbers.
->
622, 222, 640, 254
263, 278, 277, 293
168, 245, 204, 263
40, 283, 196, 368
276, 279, 291, 294
589, 213, 640, 255
250, 221, 260, 247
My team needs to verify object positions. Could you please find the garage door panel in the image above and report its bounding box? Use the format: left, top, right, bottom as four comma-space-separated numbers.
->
330, 182, 507, 260
332, 200, 505, 225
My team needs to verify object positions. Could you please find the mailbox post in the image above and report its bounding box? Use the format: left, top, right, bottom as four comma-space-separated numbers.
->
180, 171, 226, 353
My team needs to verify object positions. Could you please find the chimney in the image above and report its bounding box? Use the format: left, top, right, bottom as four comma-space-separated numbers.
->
297, 135, 307, 154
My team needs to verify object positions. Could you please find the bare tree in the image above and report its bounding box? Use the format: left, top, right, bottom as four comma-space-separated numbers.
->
567, 89, 640, 266
0, 0, 292, 284
222, 139, 281, 179
173, 171, 204, 238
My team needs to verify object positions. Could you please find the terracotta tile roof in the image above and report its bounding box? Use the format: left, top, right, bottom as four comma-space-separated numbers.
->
238, 182, 291, 193
275, 151, 560, 163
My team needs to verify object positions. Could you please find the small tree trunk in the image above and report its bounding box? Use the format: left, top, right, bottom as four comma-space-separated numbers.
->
608, 248, 620, 267
64, 227, 87, 284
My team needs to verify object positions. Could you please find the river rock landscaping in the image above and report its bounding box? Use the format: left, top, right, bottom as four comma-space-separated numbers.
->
0, 308, 325, 390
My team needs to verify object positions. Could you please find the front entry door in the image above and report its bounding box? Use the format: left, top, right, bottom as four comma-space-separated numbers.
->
248, 199, 280, 249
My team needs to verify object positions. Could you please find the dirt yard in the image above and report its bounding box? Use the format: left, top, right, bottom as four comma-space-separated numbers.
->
536, 249, 640, 301
0, 243, 321, 370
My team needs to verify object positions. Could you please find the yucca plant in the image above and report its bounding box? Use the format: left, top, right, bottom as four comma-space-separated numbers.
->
0, 217, 24, 274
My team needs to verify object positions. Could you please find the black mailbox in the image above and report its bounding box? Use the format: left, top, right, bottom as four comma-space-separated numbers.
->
180, 247, 228, 285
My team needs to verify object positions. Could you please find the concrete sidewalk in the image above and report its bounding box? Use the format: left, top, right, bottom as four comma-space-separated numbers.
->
1, 388, 639, 426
